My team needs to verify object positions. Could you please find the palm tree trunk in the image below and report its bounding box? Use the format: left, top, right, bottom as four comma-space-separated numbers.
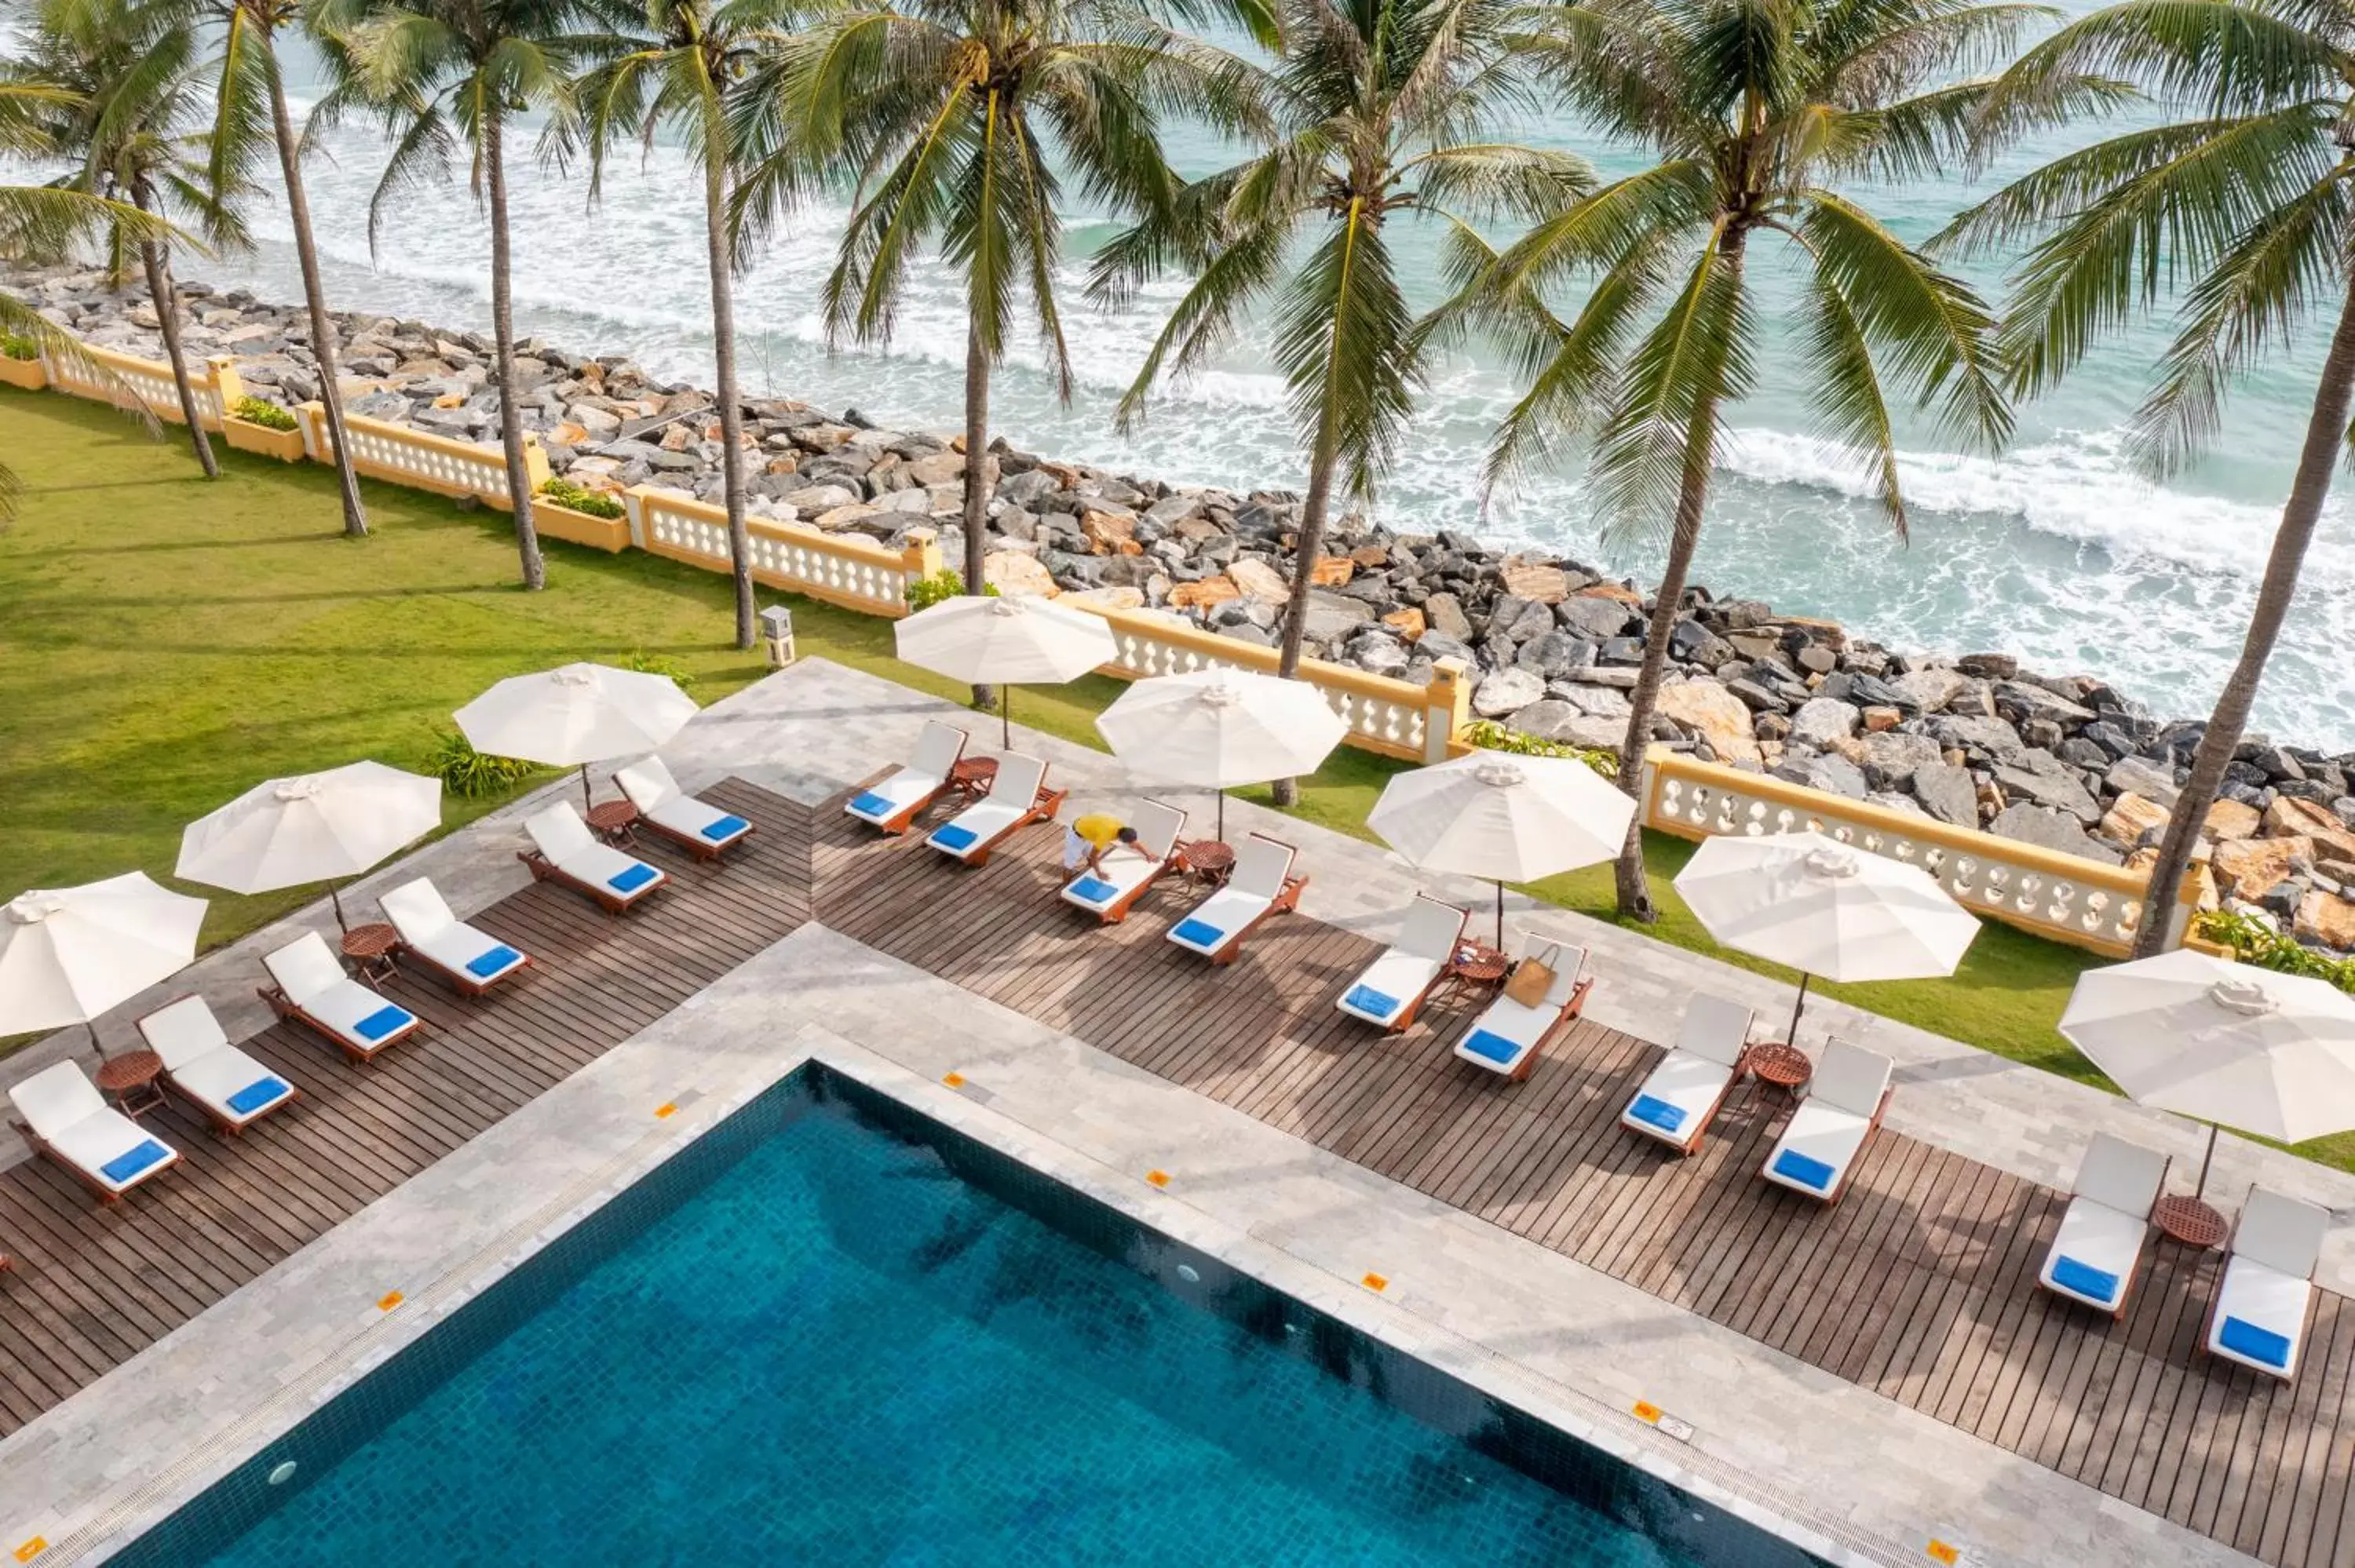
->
132, 184, 216, 479
482, 108, 545, 592
1269, 406, 1342, 808
962, 320, 995, 709
262, 47, 365, 538
703, 157, 754, 650
2130, 268, 2355, 956
1612, 242, 1747, 920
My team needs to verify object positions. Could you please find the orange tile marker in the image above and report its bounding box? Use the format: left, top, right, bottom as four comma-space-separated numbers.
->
15, 1537, 46, 1563
377, 1290, 403, 1312
1361, 1272, 1388, 1292
1145, 1170, 1170, 1187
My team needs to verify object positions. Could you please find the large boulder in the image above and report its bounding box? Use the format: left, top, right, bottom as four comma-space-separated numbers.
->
1228, 556, 1291, 600
2295, 891, 2355, 951
1857, 731, 1943, 790
1789, 698, 1862, 749
1656, 680, 1762, 766
2211, 835, 2313, 901
2105, 755, 2181, 806
1773, 752, 1869, 800
1889, 665, 1970, 715
1556, 595, 1634, 641
1299, 590, 1373, 643
1990, 803, 2123, 865
982, 551, 1059, 597
1509, 702, 1627, 751
1992, 757, 2102, 824
1911, 761, 1979, 827
2096, 792, 2170, 850
2205, 798, 2264, 841
1499, 559, 1572, 604
1473, 667, 1547, 718
2266, 797, 2355, 861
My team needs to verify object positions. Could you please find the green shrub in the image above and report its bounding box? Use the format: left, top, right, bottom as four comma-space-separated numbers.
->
1460, 719, 1619, 779
424, 730, 538, 799
2195, 908, 2355, 993
0, 335, 37, 362
906, 569, 995, 611
231, 396, 298, 432
623, 648, 696, 693
539, 477, 626, 520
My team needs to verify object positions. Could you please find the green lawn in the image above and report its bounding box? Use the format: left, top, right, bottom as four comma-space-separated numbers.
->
9, 387, 2345, 1171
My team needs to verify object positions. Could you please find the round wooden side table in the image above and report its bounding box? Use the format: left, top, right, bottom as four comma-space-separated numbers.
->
947, 757, 999, 804
1448, 942, 1512, 994
586, 799, 641, 844
1748, 1042, 1813, 1096
340, 922, 403, 983
1177, 839, 1236, 886
2152, 1194, 2228, 1249
96, 1050, 167, 1117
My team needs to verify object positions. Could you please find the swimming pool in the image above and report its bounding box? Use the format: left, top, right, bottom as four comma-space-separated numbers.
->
117, 1067, 1824, 1566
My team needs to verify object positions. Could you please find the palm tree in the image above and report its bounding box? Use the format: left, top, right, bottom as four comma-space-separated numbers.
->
1104, 0, 1588, 804
8, 0, 253, 479
1464, 0, 2041, 917
0, 81, 178, 518
741, 0, 1267, 702
1942, 2, 2355, 957
583, 0, 790, 648
139, 0, 376, 535
320, 0, 603, 591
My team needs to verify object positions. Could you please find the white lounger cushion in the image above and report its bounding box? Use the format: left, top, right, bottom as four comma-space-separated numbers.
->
2207, 1187, 2330, 1376
1761, 1041, 1893, 1198
845, 722, 966, 825
8, 1062, 177, 1194
1167, 836, 1295, 957
1061, 801, 1186, 914
1338, 898, 1466, 1026
525, 804, 666, 899
929, 753, 1047, 859
1621, 991, 1753, 1146
2039, 1133, 2169, 1311
617, 757, 752, 848
137, 996, 295, 1128
264, 932, 418, 1055
382, 878, 530, 986
1457, 940, 1586, 1074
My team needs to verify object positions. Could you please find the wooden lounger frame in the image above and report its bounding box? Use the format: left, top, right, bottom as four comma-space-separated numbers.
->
258, 983, 421, 1066
399, 942, 535, 1000
1486, 974, 1595, 1083
1775, 1084, 1893, 1204
5, 1118, 181, 1205
637, 811, 756, 865
1628, 1041, 1753, 1158
517, 848, 666, 915
137, 996, 305, 1136
852, 767, 952, 837
940, 785, 1069, 869
1194, 873, 1309, 967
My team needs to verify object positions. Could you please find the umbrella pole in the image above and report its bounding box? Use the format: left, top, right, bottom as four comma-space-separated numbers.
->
1216, 791, 1225, 841
330, 881, 349, 934
2194, 1122, 2220, 1199
1495, 881, 1505, 949
1784, 972, 1813, 1046
86, 1021, 100, 1056
1002, 685, 1013, 748
579, 763, 594, 811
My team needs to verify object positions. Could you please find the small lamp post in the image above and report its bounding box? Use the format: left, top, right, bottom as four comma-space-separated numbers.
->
760, 605, 797, 669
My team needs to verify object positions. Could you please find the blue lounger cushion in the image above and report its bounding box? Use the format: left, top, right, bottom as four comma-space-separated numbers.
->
1461, 1029, 1520, 1066
2219, 1316, 2293, 1369
849, 790, 894, 819
2049, 1256, 2121, 1306
1173, 917, 1225, 949
608, 862, 658, 894
1343, 984, 1400, 1019
1068, 876, 1117, 905
700, 814, 750, 842
1627, 1093, 1686, 1133
466, 944, 524, 979
932, 823, 979, 852
354, 1005, 413, 1043
101, 1139, 170, 1184
1772, 1148, 1837, 1191
226, 1077, 292, 1116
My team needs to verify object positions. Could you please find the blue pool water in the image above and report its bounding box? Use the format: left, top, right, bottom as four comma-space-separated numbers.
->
122, 1070, 1819, 1566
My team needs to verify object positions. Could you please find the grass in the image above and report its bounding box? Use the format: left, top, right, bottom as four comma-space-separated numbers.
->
8, 387, 2347, 1172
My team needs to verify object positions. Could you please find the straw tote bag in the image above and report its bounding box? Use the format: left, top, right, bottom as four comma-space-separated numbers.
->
1503, 947, 1557, 1007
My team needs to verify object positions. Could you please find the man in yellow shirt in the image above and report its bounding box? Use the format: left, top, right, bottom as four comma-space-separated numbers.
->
1063, 811, 1138, 881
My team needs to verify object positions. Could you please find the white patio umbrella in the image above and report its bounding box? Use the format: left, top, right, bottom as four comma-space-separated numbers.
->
455, 662, 698, 808
177, 761, 443, 931
2060, 949, 2355, 1199
893, 594, 1116, 745
0, 873, 206, 1045
1367, 749, 1635, 944
1095, 669, 1348, 838
1674, 830, 1980, 1045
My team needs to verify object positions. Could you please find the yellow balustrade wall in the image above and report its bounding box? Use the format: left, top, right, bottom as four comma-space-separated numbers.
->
19, 334, 2215, 953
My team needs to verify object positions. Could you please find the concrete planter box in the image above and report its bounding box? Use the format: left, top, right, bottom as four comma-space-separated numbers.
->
0, 356, 48, 391
223, 414, 306, 463
531, 498, 630, 552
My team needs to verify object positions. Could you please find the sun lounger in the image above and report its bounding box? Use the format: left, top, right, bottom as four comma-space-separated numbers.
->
845, 720, 969, 834
1338, 896, 1469, 1031
520, 800, 669, 913
2205, 1187, 2331, 1380
926, 752, 1064, 867
8, 1060, 180, 1202
614, 756, 755, 862
1620, 994, 1755, 1154
1454, 937, 1592, 1081
380, 877, 532, 997
1759, 1039, 1894, 1203
136, 994, 299, 1134
1165, 834, 1307, 965
261, 930, 422, 1063
2037, 1132, 2170, 1317
1059, 800, 1186, 923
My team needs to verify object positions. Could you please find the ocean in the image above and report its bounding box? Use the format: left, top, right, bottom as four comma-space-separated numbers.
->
199, 15, 2353, 747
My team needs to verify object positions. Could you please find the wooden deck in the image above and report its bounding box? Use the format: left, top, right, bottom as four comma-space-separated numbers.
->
2, 775, 2349, 1566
